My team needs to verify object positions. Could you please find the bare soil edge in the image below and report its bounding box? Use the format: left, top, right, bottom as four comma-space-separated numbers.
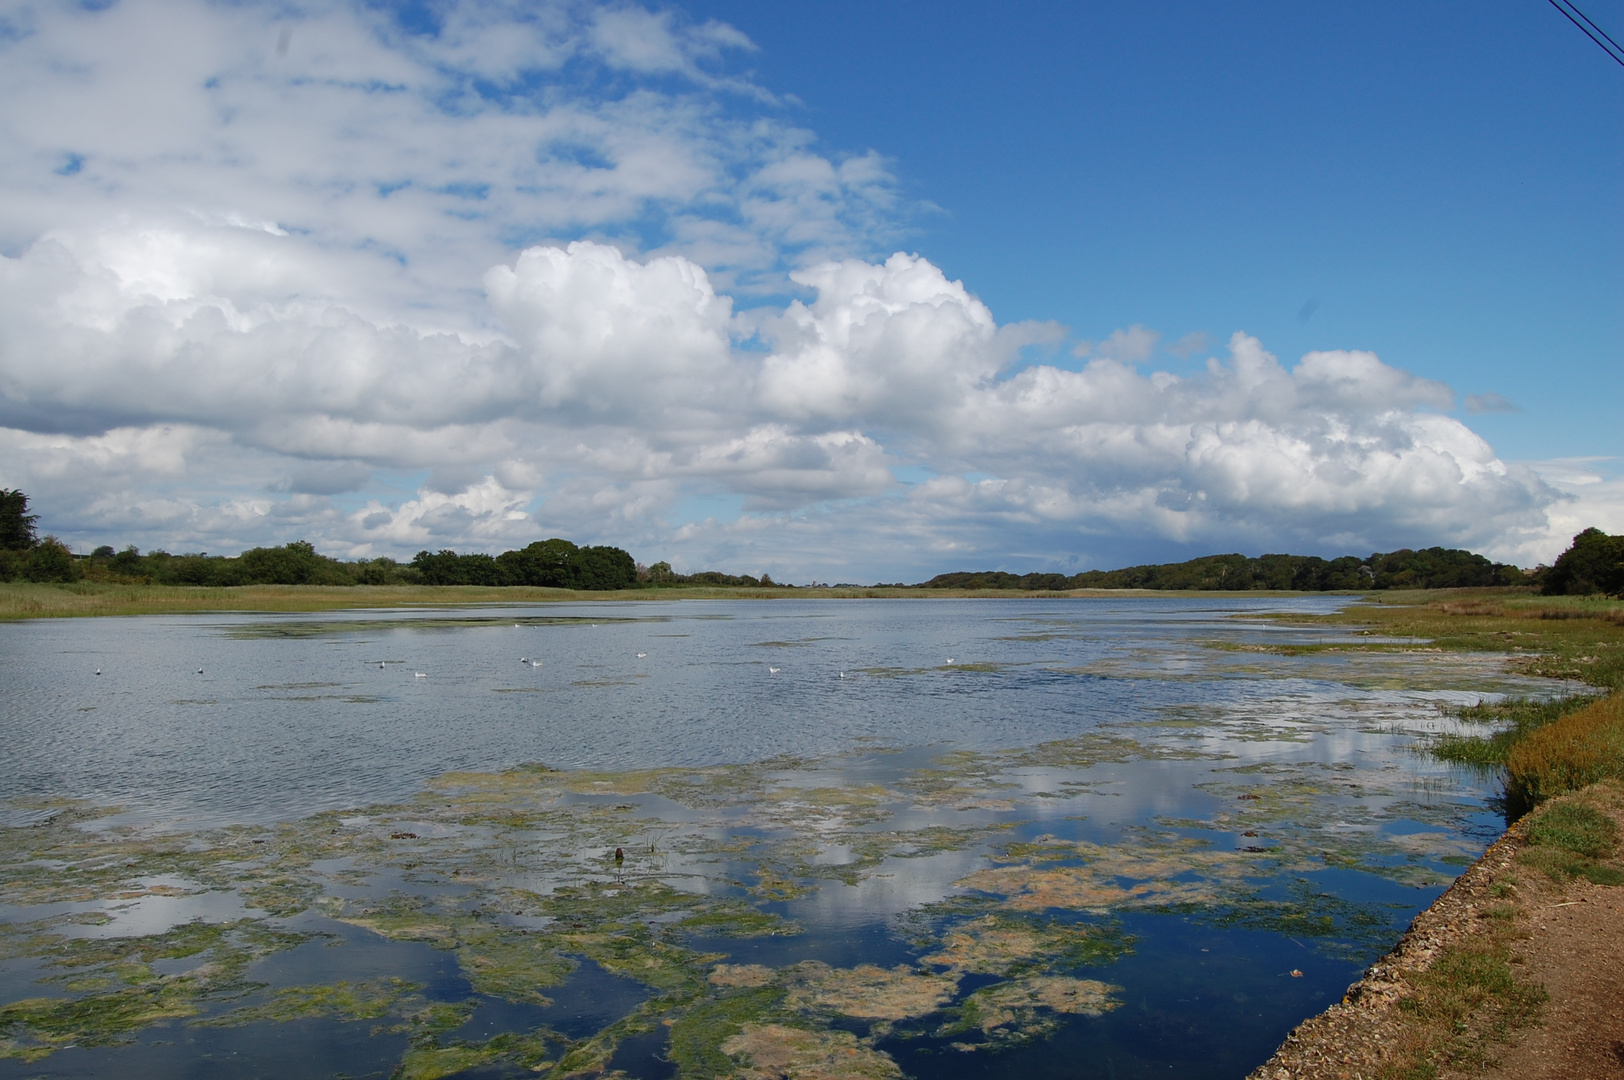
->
1245, 783, 1624, 1080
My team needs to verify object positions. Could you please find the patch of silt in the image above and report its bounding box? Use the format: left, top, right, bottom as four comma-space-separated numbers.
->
1, 681, 1504, 1076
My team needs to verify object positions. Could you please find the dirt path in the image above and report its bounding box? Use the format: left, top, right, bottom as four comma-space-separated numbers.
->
1247, 781, 1624, 1080
1483, 881, 1624, 1079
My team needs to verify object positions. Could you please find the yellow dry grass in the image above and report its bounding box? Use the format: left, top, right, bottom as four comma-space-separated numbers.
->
1506, 692, 1624, 811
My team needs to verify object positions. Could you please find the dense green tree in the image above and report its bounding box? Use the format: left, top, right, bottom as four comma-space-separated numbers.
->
1366, 547, 1505, 589
111, 545, 143, 576
458, 552, 503, 586
682, 570, 762, 587
411, 549, 468, 585
354, 556, 415, 585
11, 529, 647, 591
0, 489, 40, 551
229, 541, 355, 585
1542, 528, 1624, 597
496, 538, 580, 587
570, 545, 637, 590
157, 554, 238, 586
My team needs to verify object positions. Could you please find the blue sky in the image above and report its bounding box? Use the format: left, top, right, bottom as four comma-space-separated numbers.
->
687, 0, 1622, 461
0, 0, 1618, 579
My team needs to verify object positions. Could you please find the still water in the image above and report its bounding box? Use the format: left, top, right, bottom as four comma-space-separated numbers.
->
0, 598, 1544, 1079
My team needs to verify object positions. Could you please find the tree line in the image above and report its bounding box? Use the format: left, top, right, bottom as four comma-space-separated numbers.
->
0, 490, 787, 589
3, 487, 1620, 595
921, 538, 1619, 595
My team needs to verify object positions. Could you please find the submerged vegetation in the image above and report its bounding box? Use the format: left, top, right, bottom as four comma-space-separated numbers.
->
0, 684, 1499, 1077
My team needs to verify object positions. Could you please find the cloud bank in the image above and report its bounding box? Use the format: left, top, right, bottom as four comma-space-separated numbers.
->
0, 0, 1581, 576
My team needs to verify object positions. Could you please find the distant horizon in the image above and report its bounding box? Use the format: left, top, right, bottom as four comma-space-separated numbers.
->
42, 528, 1569, 586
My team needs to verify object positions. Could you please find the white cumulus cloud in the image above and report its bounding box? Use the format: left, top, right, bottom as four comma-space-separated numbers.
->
0, 0, 1584, 575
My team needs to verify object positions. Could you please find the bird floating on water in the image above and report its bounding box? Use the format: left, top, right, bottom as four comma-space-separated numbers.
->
768, 666, 780, 674
520, 657, 528, 664
636, 652, 647, 658
946, 658, 955, 665
379, 661, 386, 669
530, 660, 541, 667
95, 667, 101, 676
415, 672, 427, 678
197, 667, 204, 674
839, 671, 845, 679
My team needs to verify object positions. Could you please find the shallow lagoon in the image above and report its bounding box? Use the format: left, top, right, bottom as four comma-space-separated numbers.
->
0, 598, 1549, 1078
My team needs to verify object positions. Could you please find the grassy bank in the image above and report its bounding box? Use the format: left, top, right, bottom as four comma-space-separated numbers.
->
1305, 589, 1624, 690
1504, 693, 1624, 815
1375, 782, 1624, 1079
0, 580, 1047, 618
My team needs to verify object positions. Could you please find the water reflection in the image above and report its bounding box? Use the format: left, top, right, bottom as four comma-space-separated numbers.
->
0, 598, 1554, 1078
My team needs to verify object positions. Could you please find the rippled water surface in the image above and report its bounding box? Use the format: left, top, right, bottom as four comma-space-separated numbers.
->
0, 597, 1548, 1079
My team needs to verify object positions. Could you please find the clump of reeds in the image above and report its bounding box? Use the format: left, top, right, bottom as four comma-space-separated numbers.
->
1432, 695, 1601, 770
1504, 693, 1624, 817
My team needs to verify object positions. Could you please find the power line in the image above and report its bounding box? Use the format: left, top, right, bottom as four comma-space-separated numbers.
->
1547, 0, 1624, 68
1567, 0, 1624, 55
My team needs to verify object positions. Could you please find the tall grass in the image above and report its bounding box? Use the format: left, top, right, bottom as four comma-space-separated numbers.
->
1432, 696, 1601, 769
1504, 693, 1624, 817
